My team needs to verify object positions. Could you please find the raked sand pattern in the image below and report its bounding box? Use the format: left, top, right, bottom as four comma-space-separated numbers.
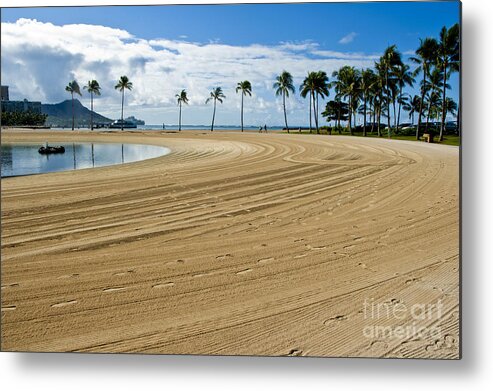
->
1, 130, 459, 358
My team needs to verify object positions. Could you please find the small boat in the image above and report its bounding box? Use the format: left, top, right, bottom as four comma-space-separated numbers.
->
38, 145, 65, 154
108, 119, 138, 129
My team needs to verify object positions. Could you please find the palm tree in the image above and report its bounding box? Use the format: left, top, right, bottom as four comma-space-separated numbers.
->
393, 64, 415, 130
65, 80, 82, 131
436, 23, 460, 141
236, 80, 252, 132
175, 89, 189, 131
360, 68, 377, 137
83, 80, 101, 130
300, 72, 317, 133
322, 99, 349, 134
273, 71, 295, 133
205, 87, 225, 132
402, 95, 422, 125
380, 45, 403, 138
114, 76, 133, 131
424, 68, 446, 131
411, 37, 439, 139
332, 66, 360, 135
313, 71, 330, 134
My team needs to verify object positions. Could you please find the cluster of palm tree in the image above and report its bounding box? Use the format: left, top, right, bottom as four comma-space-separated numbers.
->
318, 23, 458, 141
65, 76, 131, 131
274, 23, 459, 141
63, 24, 458, 139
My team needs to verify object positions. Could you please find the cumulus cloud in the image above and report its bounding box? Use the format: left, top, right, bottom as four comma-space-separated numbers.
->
338, 32, 358, 45
1, 19, 375, 125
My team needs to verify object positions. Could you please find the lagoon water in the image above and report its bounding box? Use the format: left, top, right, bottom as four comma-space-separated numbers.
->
1, 142, 170, 177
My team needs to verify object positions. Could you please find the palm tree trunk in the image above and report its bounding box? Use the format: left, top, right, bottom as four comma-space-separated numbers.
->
397, 86, 403, 132
348, 96, 353, 135
241, 93, 244, 132
211, 99, 216, 132
337, 108, 341, 134
178, 102, 182, 131
313, 92, 319, 134
363, 93, 367, 137
121, 89, 124, 131
283, 92, 289, 133
386, 73, 391, 139
440, 64, 448, 142
90, 92, 94, 131
71, 92, 74, 131
416, 72, 427, 140
377, 103, 382, 137
309, 93, 312, 133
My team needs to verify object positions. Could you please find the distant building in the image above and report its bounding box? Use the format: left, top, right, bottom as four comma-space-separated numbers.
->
1, 85, 41, 114
1, 85, 9, 101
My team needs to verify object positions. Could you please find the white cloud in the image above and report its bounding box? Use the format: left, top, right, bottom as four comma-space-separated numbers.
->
1, 19, 376, 125
338, 32, 358, 45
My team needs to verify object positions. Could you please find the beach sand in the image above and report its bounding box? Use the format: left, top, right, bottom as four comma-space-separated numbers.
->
0, 129, 459, 358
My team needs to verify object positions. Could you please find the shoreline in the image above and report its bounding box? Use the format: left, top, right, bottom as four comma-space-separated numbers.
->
1, 129, 459, 358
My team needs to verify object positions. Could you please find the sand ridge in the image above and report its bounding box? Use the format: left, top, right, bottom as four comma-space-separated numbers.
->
1, 130, 459, 358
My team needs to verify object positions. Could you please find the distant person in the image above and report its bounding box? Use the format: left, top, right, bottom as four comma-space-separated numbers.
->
162, 123, 165, 130
259, 125, 263, 133
264, 124, 267, 133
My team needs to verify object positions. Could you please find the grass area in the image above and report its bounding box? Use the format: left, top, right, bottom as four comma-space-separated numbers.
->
281, 129, 460, 146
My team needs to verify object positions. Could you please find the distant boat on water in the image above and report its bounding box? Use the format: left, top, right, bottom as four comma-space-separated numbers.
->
108, 119, 137, 129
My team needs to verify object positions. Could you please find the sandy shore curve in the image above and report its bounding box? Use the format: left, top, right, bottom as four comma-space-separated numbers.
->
1, 130, 459, 358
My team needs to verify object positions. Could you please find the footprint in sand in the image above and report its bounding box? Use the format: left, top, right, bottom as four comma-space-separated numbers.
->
152, 282, 175, 288
343, 244, 355, 250
1, 305, 17, 312
257, 257, 274, 264
1, 283, 19, 289
166, 259, 185, 266
51, 300, 77, 308
113, 270, 135, 276
323, 315, 348, 326
236, 268, 252, 275
57, 274, 80, 279
405, 277, 421, 285
216, 254, 233, 261
294, 253, 308, 259
286, 348, 303, 357
305, 244, 326, 251
103, 287, 127, 293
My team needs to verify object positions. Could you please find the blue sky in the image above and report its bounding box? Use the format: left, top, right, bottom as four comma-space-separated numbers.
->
1, 1, 460, 126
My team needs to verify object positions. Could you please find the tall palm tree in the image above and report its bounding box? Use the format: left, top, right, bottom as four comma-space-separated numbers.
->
236, 80, 252, 132
402, 95, 422, 125
175, 89, 189, 131
380, 45, 403, 138
65, 80, 82, 131
114, 76, 133, 131
360, 68, 377, 136
332, 66, 360, 135
273, 71, 295, 133
424, 68, 447, 131
205, 87, 225, 132
83, 80, 101, 131
300, 72, 318, 133
411, 37, 439, 139
393, 64, 415, 130
436, 23, 460, 141
313, 71, 330, 134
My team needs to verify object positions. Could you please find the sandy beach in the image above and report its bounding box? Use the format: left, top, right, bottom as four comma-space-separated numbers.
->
0, 129, 459, 358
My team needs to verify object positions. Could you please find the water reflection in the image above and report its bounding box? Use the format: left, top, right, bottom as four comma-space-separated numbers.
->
1, 142, 170, 177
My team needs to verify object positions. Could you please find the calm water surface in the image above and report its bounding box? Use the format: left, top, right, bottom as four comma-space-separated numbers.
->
1, 142, 170, 177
